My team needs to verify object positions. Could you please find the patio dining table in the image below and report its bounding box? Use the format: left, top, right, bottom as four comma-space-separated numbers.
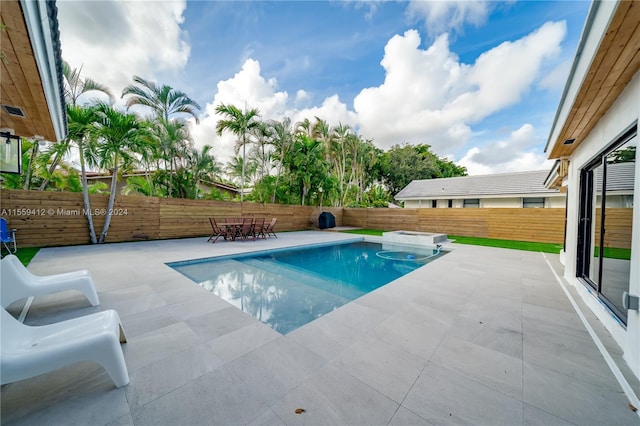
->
223, 221, 243, 241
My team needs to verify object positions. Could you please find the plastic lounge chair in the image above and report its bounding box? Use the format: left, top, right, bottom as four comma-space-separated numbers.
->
1, 307, 129, 388
208, 218, 230, 243
263, 218, 278, 238
1, 218, 17, 254
0, 254, 99, 309
253, 218, 265, 239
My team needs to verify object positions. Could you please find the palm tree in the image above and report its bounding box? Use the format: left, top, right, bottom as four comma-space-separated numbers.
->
63, 61, 115, 106
188, 145, 221, 198
66, 104, 100, 243
267, 118, 294, 203
90, 103, 149, 243
149, 118, 192, 197
38, 61, 115, 192
121, 75, 201, 123
215, 103, 261, 202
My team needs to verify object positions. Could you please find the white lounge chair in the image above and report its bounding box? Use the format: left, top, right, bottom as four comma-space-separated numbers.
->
0, 254, 99, 308
1, 307, 129, 388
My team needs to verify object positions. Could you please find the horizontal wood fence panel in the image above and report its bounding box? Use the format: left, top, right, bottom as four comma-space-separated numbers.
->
6, 190, 632, 248
343, 207, 568, 244
0, 190, 336, 247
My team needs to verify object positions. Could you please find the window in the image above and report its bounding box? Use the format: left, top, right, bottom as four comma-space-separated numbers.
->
448, 199, 453, 208
431, 200, 437, 208
523, 197, 545, 208
463, 199, 480, 208
577, 124, 636, 325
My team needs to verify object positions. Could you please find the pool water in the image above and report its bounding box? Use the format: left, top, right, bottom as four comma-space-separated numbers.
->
169, 241, 445, 334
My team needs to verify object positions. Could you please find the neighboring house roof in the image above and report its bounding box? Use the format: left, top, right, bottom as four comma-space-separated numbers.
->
597, 162, 636, 193
395, 170, 561, 200
1, 0, 67, 142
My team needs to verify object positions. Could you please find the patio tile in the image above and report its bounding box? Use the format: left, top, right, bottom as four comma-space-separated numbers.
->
522, 317, 618, 390
247, 408, 286, 426
430, 335, 523, 399
130, 366, 269, 426
523, 404, 575, 426
105, 413, 135, 426
523, 362, 638, 425
448, 315, 523, 360
1, 363, 129, 426
332, 337, 426, 403
124, 343, 223, 410
403, 363, 524, 425
368, 314, 446, 361
121, 322, 201, 371
97, 285, 167, 318
185, 306, 257, 341
388, 406, 434, 426
328, 299, 389, 334
226, 336, 327, 406
7, 233, 638, 425
208, 321, 281, 363
270, 364, 399, 425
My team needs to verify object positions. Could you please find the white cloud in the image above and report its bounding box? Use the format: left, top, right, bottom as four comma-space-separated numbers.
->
192, 59, 357, 165
57, 0, 190, 103
457, 124, 553, 175
353, 21, 566, 154
407, 0, 499, 36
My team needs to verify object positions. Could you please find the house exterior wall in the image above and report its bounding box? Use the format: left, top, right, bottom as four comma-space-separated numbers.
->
563, 70, 639, 378
402, 196, 566, 208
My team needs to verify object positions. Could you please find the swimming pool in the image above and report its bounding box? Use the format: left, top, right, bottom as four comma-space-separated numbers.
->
168, 240, 446, 334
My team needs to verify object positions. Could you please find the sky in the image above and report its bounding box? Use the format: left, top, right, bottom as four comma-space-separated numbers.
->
56, 0, 591, 176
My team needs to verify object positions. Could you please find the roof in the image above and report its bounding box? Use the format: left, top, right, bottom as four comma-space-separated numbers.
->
597, 161, 636, 193
395, 170, 561, 200
1, 0, 67, 142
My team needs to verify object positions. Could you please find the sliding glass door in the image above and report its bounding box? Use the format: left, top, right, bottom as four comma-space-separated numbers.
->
577, 126, 636, 325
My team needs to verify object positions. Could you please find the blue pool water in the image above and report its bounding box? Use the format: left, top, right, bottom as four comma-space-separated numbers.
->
169, 240, 445, 334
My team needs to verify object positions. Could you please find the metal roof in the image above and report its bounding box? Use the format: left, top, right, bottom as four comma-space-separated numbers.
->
395, 170, 561, 200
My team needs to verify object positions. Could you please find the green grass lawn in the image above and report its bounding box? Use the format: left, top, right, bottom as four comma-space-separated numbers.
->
3, 247, 40, 266
340, 229, 563, 254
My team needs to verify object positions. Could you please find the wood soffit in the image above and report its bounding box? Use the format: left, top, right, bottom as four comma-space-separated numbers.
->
548, 1, 640, 159
0, 0, 57, 142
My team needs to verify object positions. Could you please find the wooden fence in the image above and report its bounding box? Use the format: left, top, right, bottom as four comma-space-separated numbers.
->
343, 207, 567, 244
1, 189, 632, 248
0, 190, 341, 247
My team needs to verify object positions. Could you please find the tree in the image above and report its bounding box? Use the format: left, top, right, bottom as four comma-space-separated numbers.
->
39, 61, 114, 191
284, 135, 326, 205
90, 103, 149, 243
377, 143, 466, 196
66, 104, 101, 243
215, 104, 261, 202
121, 75, 201, 123
266, 118, 294, 203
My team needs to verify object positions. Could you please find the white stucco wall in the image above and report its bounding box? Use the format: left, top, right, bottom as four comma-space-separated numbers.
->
564, 70, 639, 378
481, 197, 521, 208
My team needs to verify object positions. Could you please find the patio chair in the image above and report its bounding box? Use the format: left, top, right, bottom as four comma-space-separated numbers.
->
208, 218, 230, 243
263, 218, 278, 238
253, 218, 266, 239
239, 218, 255, 241
1, 217, 17, 254
1, 307, 129, 388
0, 254, 99, 308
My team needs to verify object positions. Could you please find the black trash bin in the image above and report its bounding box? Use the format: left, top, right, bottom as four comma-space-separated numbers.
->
318, 212, 336, 229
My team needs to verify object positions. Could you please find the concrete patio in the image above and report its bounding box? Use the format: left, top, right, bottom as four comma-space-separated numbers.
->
1, 231, 639, 425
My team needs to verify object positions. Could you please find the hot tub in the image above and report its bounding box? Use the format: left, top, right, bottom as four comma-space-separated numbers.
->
382, 231, 448, 246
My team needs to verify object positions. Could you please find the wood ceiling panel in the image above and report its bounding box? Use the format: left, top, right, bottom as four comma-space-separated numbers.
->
548, 1, 640, 159
0, 0, 57, 142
